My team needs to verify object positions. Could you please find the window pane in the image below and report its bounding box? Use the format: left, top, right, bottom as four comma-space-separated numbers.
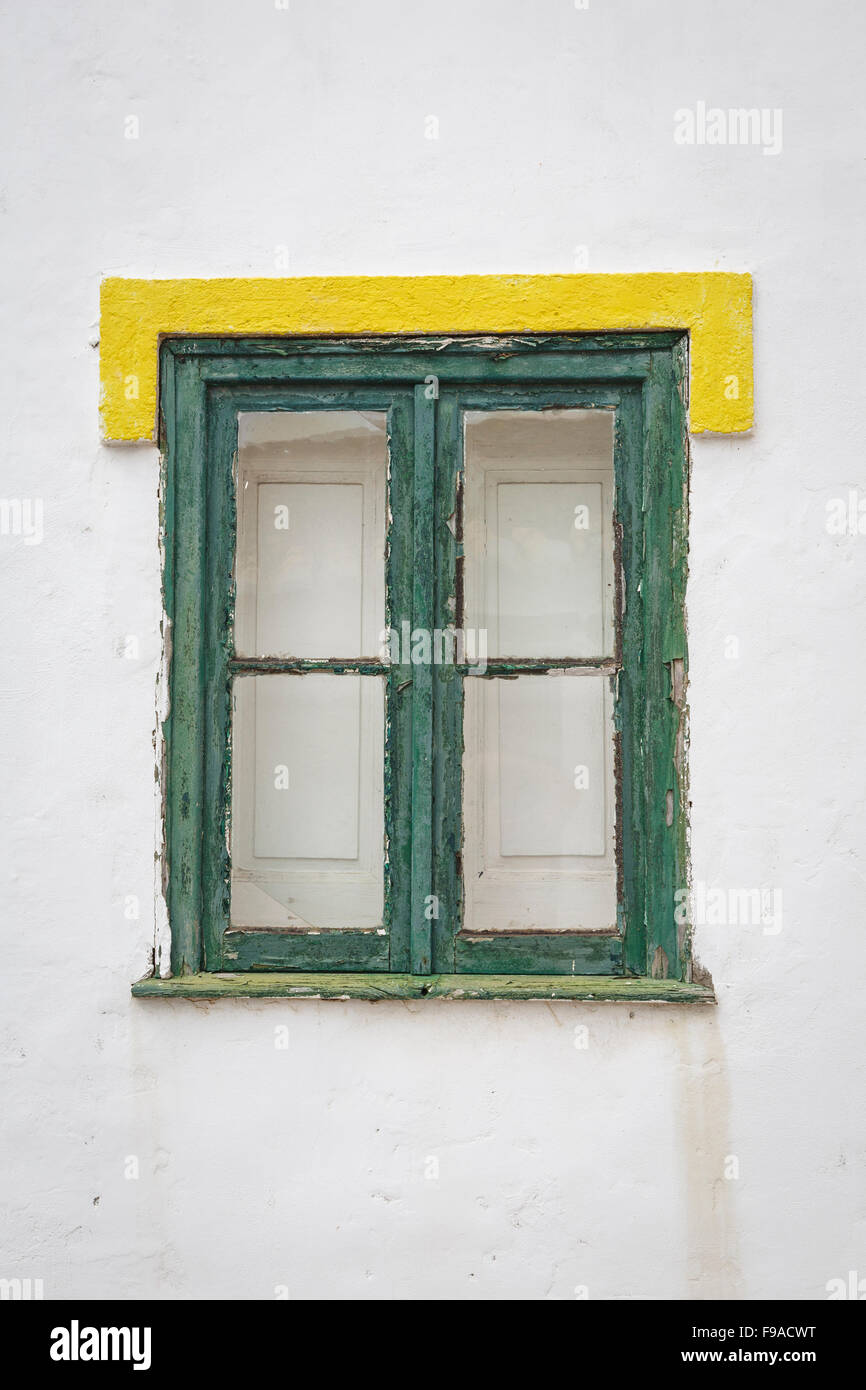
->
463, 409, 615, 658
235, 411, 387, 658
462, 675, 617, 931
498, 677, 608, 857
230, 674, 385, 929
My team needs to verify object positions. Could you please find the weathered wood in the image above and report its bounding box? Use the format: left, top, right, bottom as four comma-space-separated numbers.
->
166, 373, 419, 975
160, 336, 693, 986
132, 971, 714, 1003
194, 346, 656, 385
640, 350, 689, 980
202, 391, 237, 971
455, 933, 623, 975
458, 658, 618, 675
165, 355, 207, 976
615, 385, 648, 976
229, 658, 388, 675
167, 331, 682, 358
222, 930, 389, 972
383, 395, 415, 973
436, 381, 643, 978
431, 390, 461, 974
409, 387, 435, 973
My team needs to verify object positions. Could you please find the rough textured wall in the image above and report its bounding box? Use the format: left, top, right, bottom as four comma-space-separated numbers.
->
1, 0, 864, 1299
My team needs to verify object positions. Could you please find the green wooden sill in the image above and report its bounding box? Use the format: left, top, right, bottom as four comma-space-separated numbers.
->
131, 972, 715, 1003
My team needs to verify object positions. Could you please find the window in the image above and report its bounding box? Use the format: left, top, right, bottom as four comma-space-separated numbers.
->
146, 334, 707, 1000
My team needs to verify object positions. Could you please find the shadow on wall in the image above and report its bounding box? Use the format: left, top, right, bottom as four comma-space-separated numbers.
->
672, 1009, 742, 1298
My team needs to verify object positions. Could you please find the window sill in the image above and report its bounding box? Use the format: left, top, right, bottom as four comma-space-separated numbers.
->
131, 972, 715, 1003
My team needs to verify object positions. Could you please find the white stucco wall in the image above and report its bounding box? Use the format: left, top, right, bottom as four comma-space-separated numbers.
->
2, 0, 864, 1300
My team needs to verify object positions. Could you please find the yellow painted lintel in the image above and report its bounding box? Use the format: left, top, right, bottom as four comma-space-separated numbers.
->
99, 272, 753, 440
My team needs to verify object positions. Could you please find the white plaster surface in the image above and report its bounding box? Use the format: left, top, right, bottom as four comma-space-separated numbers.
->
1, 0, 864, 1299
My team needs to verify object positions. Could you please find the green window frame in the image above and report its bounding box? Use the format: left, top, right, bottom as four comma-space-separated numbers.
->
135, 333, 713, 1003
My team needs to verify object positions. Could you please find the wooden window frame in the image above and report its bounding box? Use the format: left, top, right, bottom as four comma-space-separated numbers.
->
135, 333, 713, 1003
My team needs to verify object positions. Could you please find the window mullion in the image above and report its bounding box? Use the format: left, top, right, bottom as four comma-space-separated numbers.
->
431, 388, 462, 974
409, 386, 435, 973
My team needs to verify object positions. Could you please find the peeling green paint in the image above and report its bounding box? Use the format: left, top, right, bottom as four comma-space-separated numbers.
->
155, 335, 694, 988
132, 972, 714, 1003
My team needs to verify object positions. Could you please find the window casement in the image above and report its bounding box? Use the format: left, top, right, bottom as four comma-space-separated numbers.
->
139, 334, 711, 1002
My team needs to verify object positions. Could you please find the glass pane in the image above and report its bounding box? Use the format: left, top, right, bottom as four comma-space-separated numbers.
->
235, 411, 387, 658
230, 674, 385, 929
498, 677, 608, 857
463, 409, 615, 658
462, 675, 617, 931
